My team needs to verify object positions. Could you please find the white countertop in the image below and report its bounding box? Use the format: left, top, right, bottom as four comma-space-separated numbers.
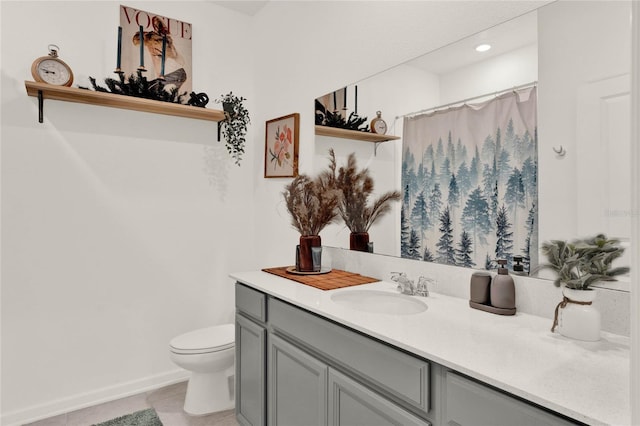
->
230, 270, 631, 426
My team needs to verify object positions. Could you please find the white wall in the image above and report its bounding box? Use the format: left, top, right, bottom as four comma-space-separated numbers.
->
1, 0, 557, 424
1, 2, 255, 424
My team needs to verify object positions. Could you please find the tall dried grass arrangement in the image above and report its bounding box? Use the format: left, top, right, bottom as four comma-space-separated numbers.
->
324, 149, 402, 233
283, 174, 340, 236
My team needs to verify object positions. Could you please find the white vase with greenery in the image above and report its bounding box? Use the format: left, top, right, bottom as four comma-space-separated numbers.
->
554, 287, 601, 341
539, 234, 629, 341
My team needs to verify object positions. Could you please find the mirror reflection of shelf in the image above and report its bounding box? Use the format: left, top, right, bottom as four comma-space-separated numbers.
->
25, 80, 225, 123
315, 125, 400, 155
315, 125, 400, 142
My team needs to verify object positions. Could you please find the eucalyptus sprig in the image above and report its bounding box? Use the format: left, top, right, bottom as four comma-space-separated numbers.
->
537, 234, 629, 290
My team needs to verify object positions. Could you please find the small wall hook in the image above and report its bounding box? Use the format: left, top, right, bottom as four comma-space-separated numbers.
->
553, 145, 566, 156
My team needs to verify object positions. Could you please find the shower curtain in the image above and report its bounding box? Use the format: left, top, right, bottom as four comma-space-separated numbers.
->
401, 87, 538, 272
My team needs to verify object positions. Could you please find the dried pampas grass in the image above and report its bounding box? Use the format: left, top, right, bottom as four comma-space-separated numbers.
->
282, 149, 401, 236
283, 174, 340, 236
326, 149, 401, 233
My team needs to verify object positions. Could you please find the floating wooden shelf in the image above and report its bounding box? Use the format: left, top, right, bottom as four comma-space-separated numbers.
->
25, 81, 226, 123
315, 125, 401, 143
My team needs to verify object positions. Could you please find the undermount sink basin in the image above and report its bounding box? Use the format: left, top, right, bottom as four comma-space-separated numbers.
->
330, 290, 427, 315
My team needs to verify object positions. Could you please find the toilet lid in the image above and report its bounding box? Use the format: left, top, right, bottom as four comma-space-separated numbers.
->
169, 324, 235, 354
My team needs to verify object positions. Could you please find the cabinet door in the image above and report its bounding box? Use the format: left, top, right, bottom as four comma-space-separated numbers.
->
444, 372, 577, 426
236, 314, 267, 426
328, 369, 431, 426
270, 298, 430, 414
268, 334, 328, 426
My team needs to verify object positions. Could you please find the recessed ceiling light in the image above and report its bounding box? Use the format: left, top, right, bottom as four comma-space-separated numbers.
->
475, 43, 492, 52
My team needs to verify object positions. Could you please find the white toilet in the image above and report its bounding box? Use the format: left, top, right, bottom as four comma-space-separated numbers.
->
169, 323, 235, 415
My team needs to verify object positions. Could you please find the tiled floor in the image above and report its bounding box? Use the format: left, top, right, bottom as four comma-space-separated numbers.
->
24, 381, 239, 426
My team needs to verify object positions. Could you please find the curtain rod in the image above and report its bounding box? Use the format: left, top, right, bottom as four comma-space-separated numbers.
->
396, 81, 538, 120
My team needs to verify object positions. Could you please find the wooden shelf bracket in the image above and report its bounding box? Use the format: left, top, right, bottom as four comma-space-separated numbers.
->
37, 90, 44, 123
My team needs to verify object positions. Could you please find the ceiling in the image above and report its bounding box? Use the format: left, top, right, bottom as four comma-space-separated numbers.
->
210, 1, 537, 75
211, 0, 269, 16
407, 9, 538, 75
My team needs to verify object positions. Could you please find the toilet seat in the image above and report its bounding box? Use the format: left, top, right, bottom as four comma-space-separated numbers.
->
170, 324, 235, 355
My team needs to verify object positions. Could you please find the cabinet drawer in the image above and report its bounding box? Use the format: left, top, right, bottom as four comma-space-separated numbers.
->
444, 372, 578, 426
269, 298, 430, 414
236, 283, 267, 323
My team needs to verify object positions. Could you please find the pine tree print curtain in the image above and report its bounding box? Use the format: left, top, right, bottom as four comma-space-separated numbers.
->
401, 87, 538, 272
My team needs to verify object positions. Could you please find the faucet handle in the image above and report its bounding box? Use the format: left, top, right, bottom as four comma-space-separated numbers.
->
416, 276, 433, 297
390, 272, 402, 292
418, 276, 436, 285
391, 272, 413, 294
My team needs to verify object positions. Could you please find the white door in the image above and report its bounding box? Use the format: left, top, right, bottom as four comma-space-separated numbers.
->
576, 74, 631, 276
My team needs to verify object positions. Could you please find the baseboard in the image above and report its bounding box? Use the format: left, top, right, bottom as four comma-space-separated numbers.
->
1, 369, 190, 426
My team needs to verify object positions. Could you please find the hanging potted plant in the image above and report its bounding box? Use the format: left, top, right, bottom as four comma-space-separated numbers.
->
283, 174, 340, 272
216, 92, 250, 166
537, 234, 629, 341
323, 149, 401, 252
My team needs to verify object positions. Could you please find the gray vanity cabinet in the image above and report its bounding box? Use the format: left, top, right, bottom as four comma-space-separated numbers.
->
268, 334, 328, 425
235, 282, 578, 426
236, 285, 268, 426
236, 282, 432, 426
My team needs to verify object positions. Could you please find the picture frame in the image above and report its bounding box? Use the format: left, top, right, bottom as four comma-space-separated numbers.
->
119, 5, 193, 94
264, 113, 300, 178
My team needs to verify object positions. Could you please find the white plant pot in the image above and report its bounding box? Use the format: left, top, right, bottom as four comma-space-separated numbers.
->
557, 287, 601, 341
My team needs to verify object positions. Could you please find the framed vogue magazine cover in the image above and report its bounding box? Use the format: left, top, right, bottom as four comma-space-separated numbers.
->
264, 113, 299, 178
119, 5, 193, 96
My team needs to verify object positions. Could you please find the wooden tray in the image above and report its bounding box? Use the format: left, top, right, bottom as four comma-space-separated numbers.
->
262, 266, 379, 291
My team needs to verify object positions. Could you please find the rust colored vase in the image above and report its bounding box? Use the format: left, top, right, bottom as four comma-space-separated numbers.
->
299, 235, 321, 272
349, 232, 370, 252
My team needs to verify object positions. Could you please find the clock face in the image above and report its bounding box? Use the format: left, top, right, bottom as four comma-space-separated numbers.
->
36, 59, 72, 86
374, 120, 387, 134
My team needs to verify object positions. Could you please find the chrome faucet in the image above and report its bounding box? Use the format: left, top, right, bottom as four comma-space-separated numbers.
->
390, 272, 432, 297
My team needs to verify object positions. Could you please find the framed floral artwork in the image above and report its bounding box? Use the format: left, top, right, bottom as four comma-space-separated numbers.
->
265, 113, 299, 178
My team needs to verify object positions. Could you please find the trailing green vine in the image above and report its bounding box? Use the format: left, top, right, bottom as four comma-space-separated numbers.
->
217, 92, 250, 166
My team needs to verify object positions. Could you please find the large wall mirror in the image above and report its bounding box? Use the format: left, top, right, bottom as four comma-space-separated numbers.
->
314, 0, 632, 288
